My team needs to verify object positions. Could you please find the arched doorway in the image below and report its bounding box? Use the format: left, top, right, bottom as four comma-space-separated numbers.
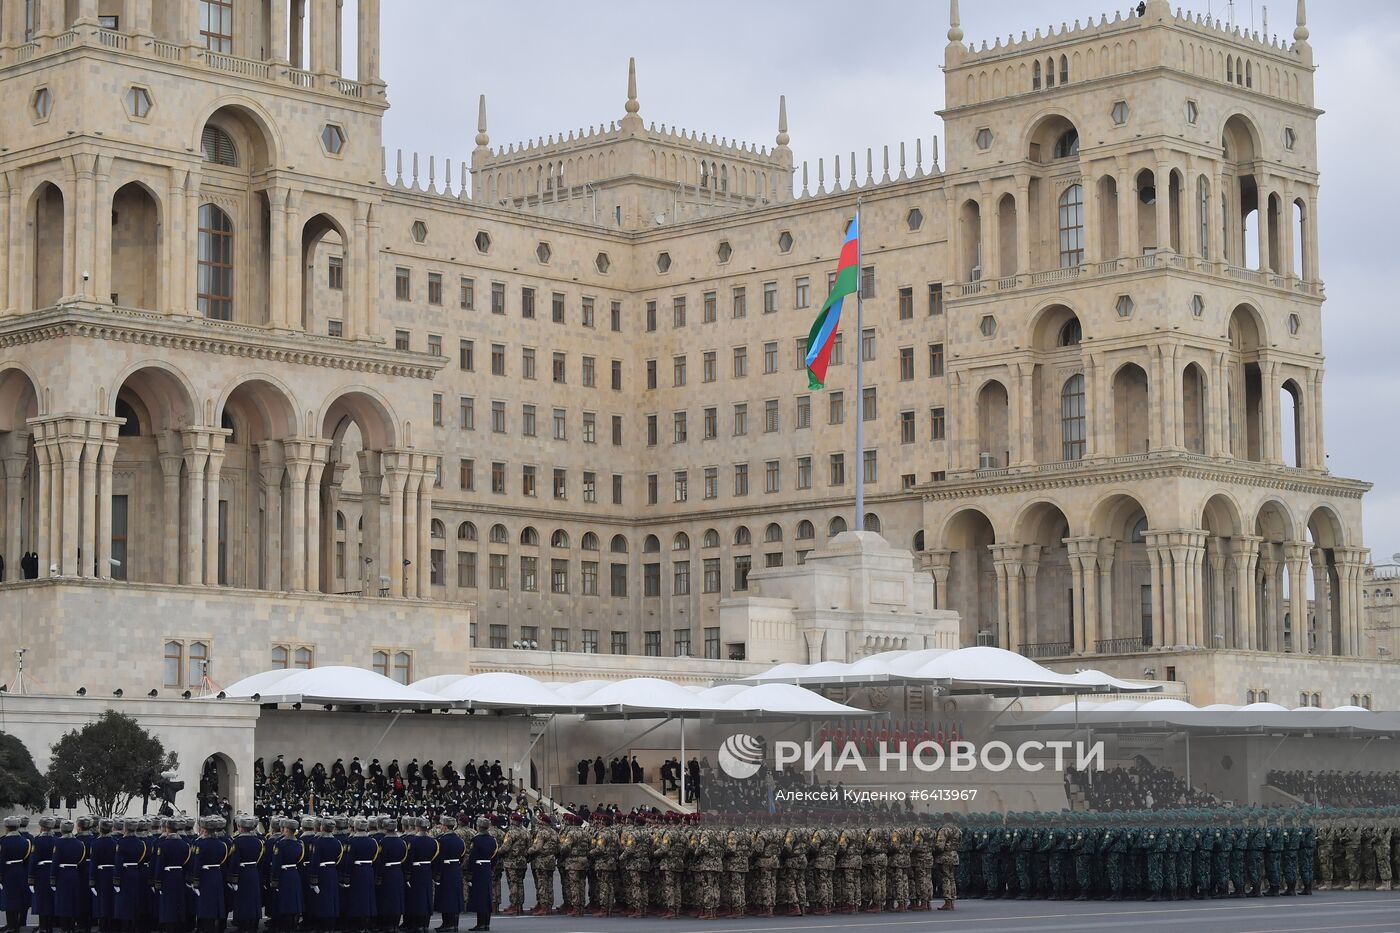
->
218, 377, 298, 590
1112, 363, 1150, 454
1013, 501, 1073, 657
1226, 305, 1266, 460
321, 390, 406, 596
1306, 507, 1346, 656
199, 752, 238, 815
1254, 500, 1297, 653
31, 182, 66, 310
0, 367, 40, 578
110, 182, 161, 310
300, 213, 349, 333
1182, 362, 1208, 454
942, 509, 997, 647
1090, 494, 1153, 650
976, 380, 1010, 468
1200, 494, 1244, 648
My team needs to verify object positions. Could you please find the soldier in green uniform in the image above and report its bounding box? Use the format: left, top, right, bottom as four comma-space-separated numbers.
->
887, 820, 911, 910
526, 813, 559, 915
498, 811, 531, 915
1372, 808, 1392, 891
909, 820, 933, 910
1103, 816, 1127, 900
1281, 811, 1301, 895
934, 814, 963, 912
653, 816, 684, 919
720, 817, 750, 919
1229, 813, 1249, 897
1010, 817, 1032, 899
1069, 815, 1095, 900
618, 813, 652, 919
1145, 816, 1168, 901
1263, 811, 1285, 895
958, 817, 979, 897
1314, 812, 1335, 890
863, 822, 888, 911
1245, 812, 1267, 896
1297, 809, 1315, 896
778, 825, 808, 916
751, 819, 781, 916
558, 814, 591, 917
692, 821, 723, 919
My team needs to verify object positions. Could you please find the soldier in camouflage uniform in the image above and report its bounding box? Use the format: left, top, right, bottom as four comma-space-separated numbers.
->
934, 813, 963, 911
1229, 814, 1249, 897
691, 821, 723, 919
1068, 816, 1094, 900
653, 816, 685, 919
1314, 813, 1335, 890
1372, 809, 1392, 891
888, 821, 912, 910
1263, 813, 1284, 895
588, 813, 620, 917
980, 819, 1005, 898
526, 814, 559, 915
910, 820, 934, 910
779, 825, 808, 915
1281, 812, 1301, 895
834, 822, 863, 912
863, 822, 888, 911
498, 811, 531, 915
720, 818, 750, 919
558, 814, 591, 917
1297, 810, 1316, 895
618, 814, 652, 919
808, 824, 836, 915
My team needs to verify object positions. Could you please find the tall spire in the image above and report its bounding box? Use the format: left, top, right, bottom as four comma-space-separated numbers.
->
775, 95, 790, 148
474, 94, 490, 149
1294, 0, 1309, 41
626, 57, 640, 115
948, 0, 964, 42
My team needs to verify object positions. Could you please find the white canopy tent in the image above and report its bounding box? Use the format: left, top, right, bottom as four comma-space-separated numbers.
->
219, 667, 450, 708
739, 646, 1161, 696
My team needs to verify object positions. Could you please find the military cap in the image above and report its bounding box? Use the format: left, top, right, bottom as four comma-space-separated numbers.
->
2, 816, 16, 830
237, 816, 257, 831
60, 820, 75, 833
75, 816, 92, 831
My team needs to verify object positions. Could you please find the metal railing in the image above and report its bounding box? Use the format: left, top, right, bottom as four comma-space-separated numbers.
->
1095, 636, 1146, 654
1023, 641, 1072, 659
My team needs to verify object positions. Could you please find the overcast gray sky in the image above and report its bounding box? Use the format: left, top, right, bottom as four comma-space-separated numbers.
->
380, 1, 1400, 564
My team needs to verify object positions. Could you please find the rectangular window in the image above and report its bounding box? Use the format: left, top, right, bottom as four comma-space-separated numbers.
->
646, 473, 658, 505
522, 464, 536, 496
490, 461, 505, 494
703, 559, 721, 594
581, 296, 595, 328
732, 286, 747, 318
733, 556, 752, 592
583, 471, 597, 503
647, 414, 658, 447
899, 346, 914, 381
489, 553, 507, 589
610, 300, 622, 332
521, 286, 536, 319
522, 348, 536, 380
795, 276, 811, 309
797, 456, 812, 489
457, 551, 477, 588
703, 407, 717, 440
489, 624, 508, 649
733, 403, 748, 436
520, 556, 538, 591
763, 280, 778, 313
765, 552, 784, 569
764, 341, 778, 374
733, 462, 749, 496
861, 327, 876, 362
829, 391, 844, 425
553, 468, 567, 500
551, 558, 569, 593
930, 406, 946, 440
929, 282, 944, 315
459, 458, 474, 490
673, 355, 687, 387
673, 296, 686, 328
795, 337, 808, 370
646, 359, 657, 390
764, 398, 780, 433
610, 563, 627, 597
582, 355, 596, 387
327, 319, 342, 338
673, 411, 687, 444
612, 474, 623, 505
611, 415, 623, 446
431, 393, 443, 426
645, 300, 657, 332
733, 346, 748, 378
863, 448, 878, 484
582, 630, 599, 654
644, 563, 661, 597
552, 628, 570, 652
860, 265, 875, 299
929, 342, 945, 377
611, 631, 629, 655
898, 285, 913, 319
704, 466, 718, 499
200, 0, 234, 51
552, 291, 565, 324
703, 291, 716, 323
552, 351, 566, 384
521, 404, 536, 437
673, 560, 691, 596
430, 546, 444, 585
427, 272, 443, 306
394, 267, 411, 301
491, 281, 506, 314
110, 494, 128, 579
581, 561, 598, 595
862, 386, 877, 421
645, 631, 662, 657
582, 411, 596, 444
796, 395, 811, 429
394, 330, 410, 352
459, 276, 475, 310
611, 360, 623, 391
704, 627, 721, 659
831, 332, 844, 365
829, 452, 846, 486
459, 339, 474, 371
675, 629, 693, 656
427, 334, 442, 357
900, 409, 915, 444
765, 459, 780, 493
328, 255, 344, 290
702, 350, 717, 383
491, 343, 505, 375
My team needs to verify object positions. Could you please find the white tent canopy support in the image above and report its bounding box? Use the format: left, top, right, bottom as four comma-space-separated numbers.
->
1005, 700, 1400, 738
219, 666, 451, 708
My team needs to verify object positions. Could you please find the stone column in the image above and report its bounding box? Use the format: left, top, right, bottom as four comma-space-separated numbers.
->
284, 189, 302, 330
1004, 554, 1023, 654
1, 434, 29, 573
56, 423, 86, 577
364, 203, 381, 335
92, 156, 112, 305
1095, 541, 1114, 653
165, 169, 187, 315
416, 458, 434, 597
1257, 553, 1279, 653
1255, 177, 1271, 272
203, 432, 227, 586
180, 432, 208, 585
322, 459, 347, 591
1208, 351, 1228, 457
282, 444, 311, 591
1280, 182, 1296, 280
303, 440, 330, 593
1082, 356, 1099, 458
96, 429, 116, 579
977, 187, 994, 280
1311, 548, 1332, 656
1259, 359, 1280, 464
269, 0, 289, 62
1079, 542, 1100, 657
256, 444, 283, 591
1337, 547, 1367, 657
1166, 344, 1183, 450
1116, 162, 1135, 259
183, 170, 202, 315
1022, 546, 1042, 652
402, 464, 420, 599
157, 433, 183, 584
1154, 156, 1173, 253
1284, 541, 1309, 653
1081, 164, 1100, 266
1305, 193, 1321, 283
78, 429, 98, 576
991, 547, 1010, 650
127, 0, 152, 36
1206, 537, 1227, 648
1015, 177, 1031, 275
5, 174, 21, 314
385, 456, 407, 597
1146, 534, 1165, 649
1009, 362, 1031, 466
309, 0, 336, 75
357, 448, 382, 595
357, 0, 380, 84
31, 429, 51, 576
179, 0, 198, 46
266, 187, 290, 328
1184, 155, 1200, 258
350, 200, 370, 339
1311, 370, 1326, 470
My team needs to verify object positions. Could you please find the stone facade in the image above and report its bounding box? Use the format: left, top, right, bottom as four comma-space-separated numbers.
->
0, 0, 1378, 709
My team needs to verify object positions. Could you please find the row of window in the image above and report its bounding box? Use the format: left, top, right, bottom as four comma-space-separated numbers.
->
642, 337, 945, 387
473, 624, 728, 660
390, 269, 626, 332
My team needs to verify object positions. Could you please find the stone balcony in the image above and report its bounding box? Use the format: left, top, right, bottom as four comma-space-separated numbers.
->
948, 251, 1324, 306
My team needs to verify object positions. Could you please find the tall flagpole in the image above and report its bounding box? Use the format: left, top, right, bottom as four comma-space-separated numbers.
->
853, 199, 864, 533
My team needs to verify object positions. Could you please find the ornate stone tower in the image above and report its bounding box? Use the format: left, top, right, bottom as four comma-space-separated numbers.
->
923, 0, 1369, 669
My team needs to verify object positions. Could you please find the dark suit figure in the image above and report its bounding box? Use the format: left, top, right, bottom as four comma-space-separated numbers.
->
465, 821, 498, 931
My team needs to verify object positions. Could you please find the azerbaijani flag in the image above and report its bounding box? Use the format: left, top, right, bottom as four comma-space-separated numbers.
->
804, 212, 859, 389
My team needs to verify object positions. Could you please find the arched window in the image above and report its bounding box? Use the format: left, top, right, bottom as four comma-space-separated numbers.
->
1057, 184, 1085, 268
913, 530, 925, 551
115, 397, 142, 436
430, 519, 445, 539
271, 645, 289, 669
829, 516, 847, 537
581, 532, 599, 550
643, 535, 660, 553
702, 529, 720, 548
764, 523, 783, 544
551, 529, 569, 548
673, 533, 690, 551
335, 511, 346, 531
458, 521, 477, 541
1045, 57, 1056, 87
200, 125, 238, 166
610, 534, 628, 553
1058, 318, 1083, 347
187, 641, 209, 687
1060, 374, 1087, 461
1033, 60, 1042, 90
392, 651, 412, 685
1053, 130, 1079, 159
796, 520, 815, 540
1059, 54, 1069, 85
197, 204, 234, 320
1245, 60, 1252, 88
1227, 57, 1234, 83
489, 524, 509, 544
1198, 177, 1211, 259
734, 526, 752, 547
293, 647, 313, 669
1131, 516, 1149, 543
863, 513, 881, 533
520, 526, 539, 546
373, 650, 389, 677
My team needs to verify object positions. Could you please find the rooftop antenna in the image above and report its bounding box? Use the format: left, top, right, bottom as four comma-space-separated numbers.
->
1227, 0, 1236, 29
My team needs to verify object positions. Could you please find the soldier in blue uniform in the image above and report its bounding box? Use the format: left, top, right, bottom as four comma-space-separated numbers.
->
269, 818, 305, 933
52, 818, 89, 933
433, 816, 466, 932
308, 817, 344, 931
1, 816, 33, 933
191, 816, 230, 933
154, 818, 190, 933
376, 819, 407, 933
28, 816, 57, 933
403, 818, 439, 933
112, 819, 147, 933
228, 817, 264, 931
341, 817, 379, 932
89, 819, 118, 933
465, 818, 498, 933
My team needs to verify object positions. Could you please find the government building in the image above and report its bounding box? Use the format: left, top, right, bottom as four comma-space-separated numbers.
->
0, 0, 1381, 708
